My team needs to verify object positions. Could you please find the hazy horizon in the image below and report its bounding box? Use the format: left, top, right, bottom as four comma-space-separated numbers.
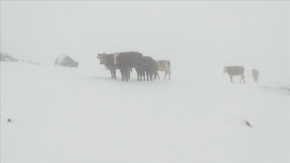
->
1, 1, 289, 83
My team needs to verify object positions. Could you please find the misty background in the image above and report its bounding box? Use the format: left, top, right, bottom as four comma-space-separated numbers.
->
1, 1, 289, 83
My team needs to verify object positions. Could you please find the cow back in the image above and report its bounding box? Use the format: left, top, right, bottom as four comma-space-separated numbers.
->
117, 52, 144, 68
226, 66, 244, 75
157, 60, 171, 72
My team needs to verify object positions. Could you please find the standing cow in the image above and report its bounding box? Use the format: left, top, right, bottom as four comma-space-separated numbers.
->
223, 66, 245, 83
115, 52, 144, 82
156, 60, 171, 80
97, 53, 118, 79
97, 53, 133, 79
252, 69, 259, 82
99, 52, 144, 82
142, 56, 157, 81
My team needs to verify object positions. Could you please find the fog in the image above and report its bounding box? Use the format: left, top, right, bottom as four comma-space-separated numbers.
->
1, 1, 289, 83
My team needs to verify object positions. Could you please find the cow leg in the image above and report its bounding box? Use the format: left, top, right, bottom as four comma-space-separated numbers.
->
122, 71, 126, 81
148, 71, 151, 81
120, 70, 125, 81
139, 72, 142, 82
164, 72, 168, 79
168, 71, 171, 80
157, 72, 160, 79
139, 72, 142, 81
230, 76, 233, 82
111, 69, 117, 79
240, 75, 245, 83
136, 66, 143, 82
111, 70, 113, 79
135, 68, 140, 81
139, 69, 143, 81
125, 69, 130, 82
110, 71, 113, 79
146, 71, 150, 81
154, 72, 159, 79
114, 71, 117, 79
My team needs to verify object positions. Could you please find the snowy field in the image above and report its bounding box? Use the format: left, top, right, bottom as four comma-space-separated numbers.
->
1, 61, 289, 162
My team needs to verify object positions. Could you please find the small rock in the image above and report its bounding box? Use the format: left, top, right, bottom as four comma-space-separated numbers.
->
245, 121, 252, 127
8, 119, 11, 122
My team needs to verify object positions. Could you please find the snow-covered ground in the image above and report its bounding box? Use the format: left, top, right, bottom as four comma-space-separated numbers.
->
1, 61, 289, 162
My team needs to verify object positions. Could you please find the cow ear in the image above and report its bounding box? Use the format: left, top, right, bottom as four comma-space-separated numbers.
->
98, 53, 102, 56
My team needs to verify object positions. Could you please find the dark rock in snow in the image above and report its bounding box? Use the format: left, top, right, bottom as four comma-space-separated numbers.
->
245, 121, 252, 127
55, 54, 79, 68
0, 53, 18, 62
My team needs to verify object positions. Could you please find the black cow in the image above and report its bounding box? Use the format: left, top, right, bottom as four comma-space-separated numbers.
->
55, 54, 79, 67
115, 52, 144, 82
252, 69, 259, 82
223, 66, 245, 83
141, 56, 158, 81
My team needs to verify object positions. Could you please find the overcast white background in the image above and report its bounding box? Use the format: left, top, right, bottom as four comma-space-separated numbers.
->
1, 1, 289, 83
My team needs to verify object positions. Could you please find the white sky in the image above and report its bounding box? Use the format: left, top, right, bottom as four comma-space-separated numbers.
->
1, 1, 289, 83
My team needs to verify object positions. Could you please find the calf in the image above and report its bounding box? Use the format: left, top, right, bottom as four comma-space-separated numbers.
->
156, 60, 171, 80
223, 66, 245, 83
252, 69, 259, 82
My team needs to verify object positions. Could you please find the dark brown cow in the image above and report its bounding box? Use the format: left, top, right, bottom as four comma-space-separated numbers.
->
223, 66, 245, 83
115, 52, 144, 82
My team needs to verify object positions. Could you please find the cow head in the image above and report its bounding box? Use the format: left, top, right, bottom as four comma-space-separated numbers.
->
113, 52, 119, 64
97, 53, 107, 64
223, 66, 227, 73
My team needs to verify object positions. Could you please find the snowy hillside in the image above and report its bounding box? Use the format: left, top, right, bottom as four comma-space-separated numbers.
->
1, 62, 289, 162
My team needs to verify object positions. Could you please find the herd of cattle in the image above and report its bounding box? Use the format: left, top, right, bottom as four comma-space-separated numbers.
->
97, 51, 171, 82
55, 52, 259, 83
